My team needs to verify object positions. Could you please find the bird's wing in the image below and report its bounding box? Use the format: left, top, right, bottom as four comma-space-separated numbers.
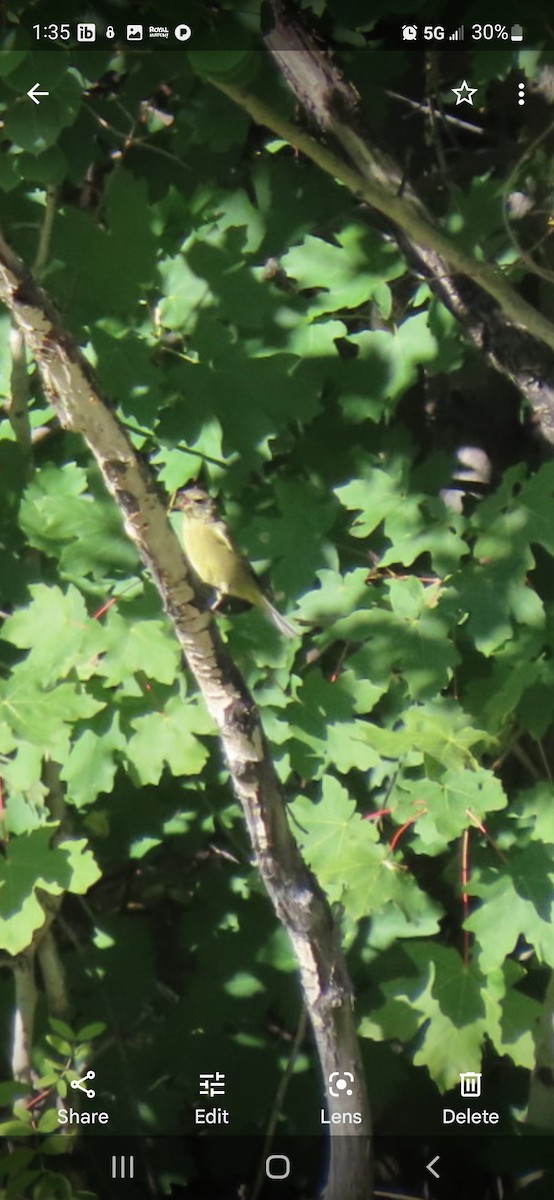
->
211, 518, 263, 591
212, 519, 246, 560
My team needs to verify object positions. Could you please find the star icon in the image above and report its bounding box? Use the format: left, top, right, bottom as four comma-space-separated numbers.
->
452, 79, 478, 106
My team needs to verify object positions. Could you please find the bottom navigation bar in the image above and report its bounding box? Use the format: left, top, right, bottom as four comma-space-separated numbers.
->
1, 1134, 554, 1198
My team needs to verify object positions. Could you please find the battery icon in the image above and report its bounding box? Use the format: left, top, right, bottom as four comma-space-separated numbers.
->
510, 24, 523, 41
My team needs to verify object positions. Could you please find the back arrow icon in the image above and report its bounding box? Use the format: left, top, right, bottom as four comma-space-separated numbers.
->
27, 84, 49, 105
426, 1155, 440, 1179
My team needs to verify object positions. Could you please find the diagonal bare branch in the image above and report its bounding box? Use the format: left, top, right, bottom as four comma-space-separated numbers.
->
0, 228, 372, 1200
205, 0, 554, 446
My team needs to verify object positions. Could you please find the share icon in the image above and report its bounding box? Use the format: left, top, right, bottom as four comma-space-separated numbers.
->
70, 1070, 96, 1099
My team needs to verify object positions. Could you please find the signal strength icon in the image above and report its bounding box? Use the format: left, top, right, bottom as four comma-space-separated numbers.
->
449, 24, 464, 40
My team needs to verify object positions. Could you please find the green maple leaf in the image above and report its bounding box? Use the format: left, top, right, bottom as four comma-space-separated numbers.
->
291, 777, 434, 923
393, 768, 507, 854
126, 694, 213, 785
62, 712, 127, 808
2, 583, 104, 686
0, 668, 103, 755
466, 843, 554, 970
97, 610, 180, 686
0, 826, 100, 955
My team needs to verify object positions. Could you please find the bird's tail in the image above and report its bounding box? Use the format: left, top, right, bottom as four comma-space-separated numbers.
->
260, 596, 298, 639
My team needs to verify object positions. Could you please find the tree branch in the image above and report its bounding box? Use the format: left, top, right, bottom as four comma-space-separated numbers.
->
8, 325, 32, 457
208, 79, 553, 348
204, 2, 554, 445
37, 931, 70, 1020
0, 229, 371, 1200
11, 953, 37, 1084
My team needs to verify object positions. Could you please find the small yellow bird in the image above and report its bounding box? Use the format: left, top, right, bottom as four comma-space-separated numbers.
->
172, 486, 297, 639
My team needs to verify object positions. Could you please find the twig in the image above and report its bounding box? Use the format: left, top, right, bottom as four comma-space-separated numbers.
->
8, 184, 58, 459
251, 1008, 309, 1200
510, 741, 543, 782
502, 115, 554, 285
386, 88, 485, 136
461, 828, 471, 965
232, 0, 554, 446
33, 184, 57, 278
255, 4, 554, 356
534, 737, 552, 784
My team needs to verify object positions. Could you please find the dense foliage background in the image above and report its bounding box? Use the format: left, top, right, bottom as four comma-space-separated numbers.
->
1, 1, 554, 1195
